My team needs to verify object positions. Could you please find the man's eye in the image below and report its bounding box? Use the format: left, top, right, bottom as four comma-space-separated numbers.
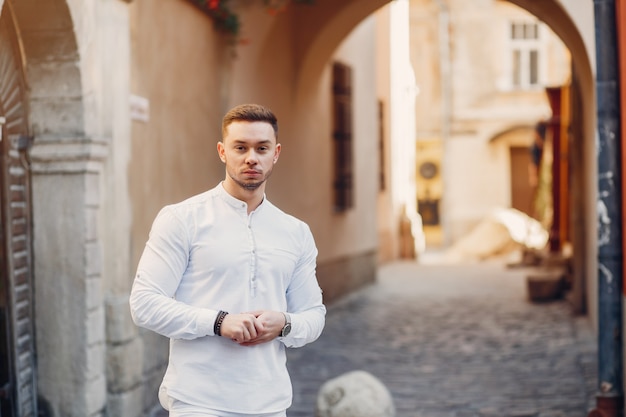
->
235, 146, 245, 151
258, 147, 268, 152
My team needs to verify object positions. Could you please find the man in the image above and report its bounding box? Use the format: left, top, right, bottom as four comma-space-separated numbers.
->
129, 104, 326, 417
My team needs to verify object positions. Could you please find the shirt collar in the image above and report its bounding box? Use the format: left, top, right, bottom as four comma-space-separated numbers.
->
216, 181, 267, 213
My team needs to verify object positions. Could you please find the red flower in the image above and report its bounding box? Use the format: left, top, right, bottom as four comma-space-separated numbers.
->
208, 0, 219, 9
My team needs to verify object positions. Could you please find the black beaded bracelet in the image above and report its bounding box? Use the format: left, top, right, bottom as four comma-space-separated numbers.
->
214, 310, 229, 336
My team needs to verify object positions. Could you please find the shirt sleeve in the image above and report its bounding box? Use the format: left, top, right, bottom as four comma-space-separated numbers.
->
129, 206, 218, 339
281, 224, 326, 348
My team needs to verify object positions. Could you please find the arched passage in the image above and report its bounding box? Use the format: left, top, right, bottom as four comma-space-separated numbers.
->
293, 0, 593, 103
10, 0, 84, 138
293, 0, 386, 86
287, 0, 595, 312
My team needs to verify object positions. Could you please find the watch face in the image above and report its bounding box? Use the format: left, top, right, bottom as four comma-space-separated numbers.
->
282, 323, 292, 337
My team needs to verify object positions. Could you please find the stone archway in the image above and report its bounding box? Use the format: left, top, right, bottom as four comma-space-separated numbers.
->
292, 0, 593, 102
10, 0, 84, 139
289, 0, 594, 315
5, 0, 111, 416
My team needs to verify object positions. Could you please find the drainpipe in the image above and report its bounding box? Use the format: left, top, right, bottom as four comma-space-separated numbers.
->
433, 0, 451, 245
588, 0, 624, 416
434, 0, 450, 143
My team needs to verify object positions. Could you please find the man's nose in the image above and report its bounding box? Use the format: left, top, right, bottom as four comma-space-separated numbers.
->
245, 150, 259, 163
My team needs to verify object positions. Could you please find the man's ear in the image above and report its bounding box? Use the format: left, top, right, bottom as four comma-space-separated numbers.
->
217, 141, 226, 163
273, 143, 281, 163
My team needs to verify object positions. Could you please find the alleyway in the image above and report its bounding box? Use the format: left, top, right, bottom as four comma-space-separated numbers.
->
286, 258, 598, 417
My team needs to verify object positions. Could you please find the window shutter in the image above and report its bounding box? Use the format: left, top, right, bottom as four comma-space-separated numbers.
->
0, 8, 37, 417
332, 62, 354, 211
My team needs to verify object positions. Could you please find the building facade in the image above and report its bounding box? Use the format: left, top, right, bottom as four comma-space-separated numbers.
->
410, 0, 571, 248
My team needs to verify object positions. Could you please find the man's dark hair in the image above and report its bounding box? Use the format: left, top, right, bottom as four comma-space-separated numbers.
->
222, 104, 278, 138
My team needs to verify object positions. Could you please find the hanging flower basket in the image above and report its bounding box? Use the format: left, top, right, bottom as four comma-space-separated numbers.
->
189, 0, 314, 42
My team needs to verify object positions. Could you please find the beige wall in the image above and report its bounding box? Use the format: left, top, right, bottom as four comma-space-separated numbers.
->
219, 5, 382, 301
375, 6, 396, 262
325, 16, 379, 257
228, 7, 380, 263
128, 0, 225, 267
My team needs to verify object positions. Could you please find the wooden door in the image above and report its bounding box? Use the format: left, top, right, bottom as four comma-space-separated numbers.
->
510, 146, 534, 217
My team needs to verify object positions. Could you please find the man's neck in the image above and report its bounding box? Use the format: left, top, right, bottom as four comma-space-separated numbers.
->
222, 180, 265, 214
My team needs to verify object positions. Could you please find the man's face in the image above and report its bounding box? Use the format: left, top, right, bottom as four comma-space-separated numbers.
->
218, 121, 281, 192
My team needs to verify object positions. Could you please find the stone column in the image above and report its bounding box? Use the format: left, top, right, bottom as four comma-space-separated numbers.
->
94, 1, 144, 416
30, 138, 108, 417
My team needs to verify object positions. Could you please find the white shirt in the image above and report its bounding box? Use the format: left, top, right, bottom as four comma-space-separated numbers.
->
129, 183, 326, 414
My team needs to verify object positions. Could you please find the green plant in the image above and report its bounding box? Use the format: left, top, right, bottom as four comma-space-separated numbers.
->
191, 0, 314, 43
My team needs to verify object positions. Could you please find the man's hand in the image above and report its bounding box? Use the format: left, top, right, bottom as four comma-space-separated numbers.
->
219, 313, 262, 343
238, 311, 285, 346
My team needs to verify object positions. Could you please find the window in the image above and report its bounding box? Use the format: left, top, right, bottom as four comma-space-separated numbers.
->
378, 100, 386, 192
510, 21, 541, 89
332, 62, 354, 212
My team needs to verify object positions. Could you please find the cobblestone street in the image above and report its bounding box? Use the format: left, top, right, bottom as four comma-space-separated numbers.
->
286, 259, 598, 417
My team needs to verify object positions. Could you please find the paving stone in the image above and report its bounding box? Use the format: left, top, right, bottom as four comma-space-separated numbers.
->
287, 260, 598, 417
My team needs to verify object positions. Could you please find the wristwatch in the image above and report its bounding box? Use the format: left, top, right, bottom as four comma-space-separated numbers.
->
281, 312, 292, 337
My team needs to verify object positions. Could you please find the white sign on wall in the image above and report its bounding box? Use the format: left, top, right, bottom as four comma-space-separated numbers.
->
130, 94, 150, 123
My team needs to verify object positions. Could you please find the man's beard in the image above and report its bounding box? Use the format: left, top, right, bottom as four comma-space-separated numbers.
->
229, 167, 273, 191
232, 177, 263, 190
